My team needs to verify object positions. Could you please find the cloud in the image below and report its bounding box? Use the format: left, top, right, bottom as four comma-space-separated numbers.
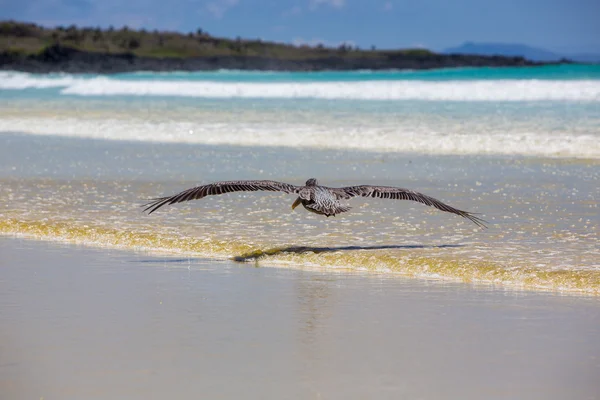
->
18, 0, 94, 19
309, 0, 345, 11
9, 0, 184, 30
205, 0, 239, 19
282, 5, 302, 17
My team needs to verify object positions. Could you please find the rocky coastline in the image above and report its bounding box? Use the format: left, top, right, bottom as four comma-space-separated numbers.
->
1, 44, 553, 74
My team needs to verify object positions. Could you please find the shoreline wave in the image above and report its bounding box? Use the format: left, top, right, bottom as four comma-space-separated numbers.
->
2, 218, 598, 295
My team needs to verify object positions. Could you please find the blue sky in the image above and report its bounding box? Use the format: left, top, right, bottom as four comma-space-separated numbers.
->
2, 0, 599, 53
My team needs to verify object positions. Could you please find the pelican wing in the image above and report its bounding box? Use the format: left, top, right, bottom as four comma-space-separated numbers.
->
143, 180, 301, 214
330, 185, 487, 228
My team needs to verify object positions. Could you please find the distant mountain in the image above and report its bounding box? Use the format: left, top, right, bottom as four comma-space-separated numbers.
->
444, 42, 600, 63
569, 53, 600, 63
444, 42, 563, 61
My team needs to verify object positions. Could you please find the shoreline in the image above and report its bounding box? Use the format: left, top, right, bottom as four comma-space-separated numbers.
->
2, 228, 598, 297
1, 44, 557, 74
0, 132, 597, 296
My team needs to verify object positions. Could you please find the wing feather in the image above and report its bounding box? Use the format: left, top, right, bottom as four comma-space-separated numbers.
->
143, 180, 301, 214
330, 185, 487, 228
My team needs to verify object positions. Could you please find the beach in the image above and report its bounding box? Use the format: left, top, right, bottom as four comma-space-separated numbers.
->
2, 238, 599, 399
0, 66, 599, 398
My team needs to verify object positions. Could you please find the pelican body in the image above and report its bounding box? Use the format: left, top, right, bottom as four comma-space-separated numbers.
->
289, 178, 350, 216
143, 178, 487, 228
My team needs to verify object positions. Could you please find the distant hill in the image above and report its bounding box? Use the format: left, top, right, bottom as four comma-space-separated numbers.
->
569, 53, 600, 63
444, 42, 600, 63
1, 21, 555, 73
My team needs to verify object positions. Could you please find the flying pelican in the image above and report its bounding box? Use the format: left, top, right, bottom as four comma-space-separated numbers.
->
143, 178, 487, 228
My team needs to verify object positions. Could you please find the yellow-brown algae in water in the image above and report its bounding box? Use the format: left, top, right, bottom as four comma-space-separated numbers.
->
2, 217, 599, 295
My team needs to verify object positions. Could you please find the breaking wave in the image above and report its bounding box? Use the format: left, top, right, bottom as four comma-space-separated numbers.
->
2, 71, 600, 101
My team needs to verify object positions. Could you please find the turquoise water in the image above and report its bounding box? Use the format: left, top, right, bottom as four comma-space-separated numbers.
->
1, 65, 598, 105
1, 64, 599, 157
120, 64, 600, 81
3, 64, 600, 84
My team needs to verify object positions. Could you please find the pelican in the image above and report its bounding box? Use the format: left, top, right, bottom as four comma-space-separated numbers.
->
143, 178, 487, 228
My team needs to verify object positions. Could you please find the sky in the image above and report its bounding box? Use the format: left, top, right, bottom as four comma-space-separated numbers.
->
1, 0, 599, 53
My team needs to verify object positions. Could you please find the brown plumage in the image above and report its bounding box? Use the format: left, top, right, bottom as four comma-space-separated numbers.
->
143, 178, 487, 228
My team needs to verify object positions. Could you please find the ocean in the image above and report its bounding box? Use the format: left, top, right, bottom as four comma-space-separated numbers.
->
0, 64, 598, 294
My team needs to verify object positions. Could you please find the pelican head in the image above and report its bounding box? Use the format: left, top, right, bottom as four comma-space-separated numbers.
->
292, 178, 318, 211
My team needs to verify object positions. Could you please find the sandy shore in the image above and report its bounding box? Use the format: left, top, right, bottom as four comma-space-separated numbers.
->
1, 237, 599, 400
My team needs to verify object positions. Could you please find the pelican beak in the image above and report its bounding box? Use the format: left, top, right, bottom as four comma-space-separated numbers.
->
291, 197, 302, 210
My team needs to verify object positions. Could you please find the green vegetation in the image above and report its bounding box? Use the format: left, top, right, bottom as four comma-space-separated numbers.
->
0, 20, 435, 60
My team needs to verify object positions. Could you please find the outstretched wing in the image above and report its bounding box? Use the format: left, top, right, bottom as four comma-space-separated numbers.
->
330, 185, 487, 228
143, 180, 301, 214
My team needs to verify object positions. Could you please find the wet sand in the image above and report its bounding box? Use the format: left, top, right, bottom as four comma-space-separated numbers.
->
1, 238, 599, 400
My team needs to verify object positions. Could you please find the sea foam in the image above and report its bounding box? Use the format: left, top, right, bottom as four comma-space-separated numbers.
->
2, 71, 600, 101
1, 117, 598, 158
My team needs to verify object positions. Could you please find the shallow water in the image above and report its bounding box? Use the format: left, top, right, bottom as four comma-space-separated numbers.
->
0, 133, 598, 294
1, 96, 599, 158
1, 239, 599, 400
0, 67, 599, 294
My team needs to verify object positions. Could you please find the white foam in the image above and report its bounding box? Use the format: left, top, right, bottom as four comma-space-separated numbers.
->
0, 71, 84, 89
1, 71, 600, 101
2, 71, 598, 158
60, 79, 600, 101
1, 117, 598, 158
